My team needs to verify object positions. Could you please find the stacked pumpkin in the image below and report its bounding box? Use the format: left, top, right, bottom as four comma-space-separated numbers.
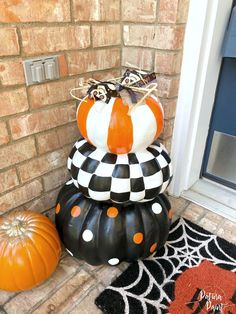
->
56, 70, 173, 266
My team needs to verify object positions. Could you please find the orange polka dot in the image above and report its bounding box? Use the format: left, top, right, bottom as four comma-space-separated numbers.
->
168, 209, 173, 219
150, 242, 157, 253
107, 207, 119, 218
71, 206, 81, 217
55, 203, 61, 214
133, 232, 143, 244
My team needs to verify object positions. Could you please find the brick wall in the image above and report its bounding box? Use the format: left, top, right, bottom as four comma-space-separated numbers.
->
0, 0, 121, 215
122, 0, 189, 151
0, 0, 188, 215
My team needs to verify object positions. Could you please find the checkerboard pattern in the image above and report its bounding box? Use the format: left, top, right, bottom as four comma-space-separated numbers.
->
68, 139, 172, 203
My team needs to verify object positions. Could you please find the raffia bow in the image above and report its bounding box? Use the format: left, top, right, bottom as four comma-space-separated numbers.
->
70, 69, 158, 112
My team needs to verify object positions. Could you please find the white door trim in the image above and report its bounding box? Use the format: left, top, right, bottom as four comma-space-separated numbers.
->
183, 179, 236, 222
169, 0, 236, 216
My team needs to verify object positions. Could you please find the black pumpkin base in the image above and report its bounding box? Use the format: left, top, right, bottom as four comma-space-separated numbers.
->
55, 181, 172, 266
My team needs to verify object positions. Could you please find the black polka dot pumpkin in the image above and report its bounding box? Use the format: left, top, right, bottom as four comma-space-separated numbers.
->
55, 181, 172, 266
67, 139, 172, 204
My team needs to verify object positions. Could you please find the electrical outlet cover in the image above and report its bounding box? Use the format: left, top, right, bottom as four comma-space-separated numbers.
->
23, 55, 60, 86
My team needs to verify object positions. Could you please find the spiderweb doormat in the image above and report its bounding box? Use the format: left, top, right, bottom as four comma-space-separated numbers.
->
95, 218, 236, 314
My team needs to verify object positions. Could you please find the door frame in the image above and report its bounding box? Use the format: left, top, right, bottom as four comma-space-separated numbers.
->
169, 0, 236, 221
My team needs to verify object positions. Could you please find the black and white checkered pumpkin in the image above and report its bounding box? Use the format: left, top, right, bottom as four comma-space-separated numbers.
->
55, 181, 172, 266
68, 139, 172, 204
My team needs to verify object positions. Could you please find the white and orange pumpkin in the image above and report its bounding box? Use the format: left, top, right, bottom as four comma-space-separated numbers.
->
76, 95, 164, 154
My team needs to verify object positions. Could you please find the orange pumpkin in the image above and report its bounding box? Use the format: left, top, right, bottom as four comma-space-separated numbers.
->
0, 210, 61, 292
77, 95, 164, 154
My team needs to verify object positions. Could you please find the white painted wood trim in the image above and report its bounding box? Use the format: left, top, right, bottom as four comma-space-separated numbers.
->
192, 179, 236, 210
169, 0, 233, 196
182, 179, 236, 222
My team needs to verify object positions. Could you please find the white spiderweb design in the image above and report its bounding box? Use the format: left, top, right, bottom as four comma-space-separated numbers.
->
97, 218, 236, 314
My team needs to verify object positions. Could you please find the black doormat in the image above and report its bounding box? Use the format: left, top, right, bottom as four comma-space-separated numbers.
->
95, 218, 236, 314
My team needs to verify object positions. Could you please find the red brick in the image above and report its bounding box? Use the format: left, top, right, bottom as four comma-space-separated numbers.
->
4, 205, 26, 213
21, 25, 90, 55
0, 87, 28, 118
18, 145, 70, 183
34, 269, 95, 314
9, 103, 76, 140
159, 137, 172, 152
25, 187, 61, 212
81, 262, 103, 273
155, 51, 182, 75
169, 77, 180, 97
56, 123, 81, 146
0, 180, 43, 212
58, 277, 98, 313
92, 24, 121, 47
43, 167, 70, 192
67, 48, 120, 75
123, 25, 185, 50
122, 47, 154, 71
0, 0, 70, 23
92, 69, 121, 80
168, 196, 190, 214
0, 27, 19, 56
58, 54, 69, 77
95, 266, 122, 287
4, 256, 81, 313
220, 220, 236, 236
182, 203, 206, 223
70, 284, 104, 314
0, 58, 25, 86
46, 208, 56, 223
123, 25, 155, 48
0, 121, 10, 146
36, 123, 80, 154
159, 118, 175, 140
217, 220, 236, 244
160, 98, 177, 119
198, 214, 223, 233
118, 262, 130, 272
28, 77, 87, 108
37, 129, 60, 154
170, 26, 185, 50
158, 0, 179, 23
0, 291, 16, 306
122, 0, 157, 22
157, 76, 180, 98
0, 137, 36, 169
177, 0, 189, 23
159, 0, 189, 23
0, 168, 19, 194
73, 0, 120, 21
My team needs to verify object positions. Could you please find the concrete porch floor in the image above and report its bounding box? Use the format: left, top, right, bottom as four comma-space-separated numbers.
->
1, 197, 235, 314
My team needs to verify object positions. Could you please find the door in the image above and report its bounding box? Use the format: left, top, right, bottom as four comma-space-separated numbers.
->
202, 2, 236, 190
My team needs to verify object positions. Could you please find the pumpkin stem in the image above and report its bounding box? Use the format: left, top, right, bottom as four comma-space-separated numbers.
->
4, 219, 27, 237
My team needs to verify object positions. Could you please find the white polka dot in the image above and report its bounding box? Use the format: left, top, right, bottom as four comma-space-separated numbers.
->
82, 229, 93, 242
108, 258, 119, 266
152, 203, 162, 214
66, 180, 73, 185
66, 248, 73, 256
